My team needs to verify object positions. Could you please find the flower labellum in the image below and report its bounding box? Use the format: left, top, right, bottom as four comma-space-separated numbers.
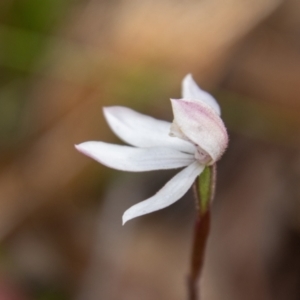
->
75, 74, 228, 224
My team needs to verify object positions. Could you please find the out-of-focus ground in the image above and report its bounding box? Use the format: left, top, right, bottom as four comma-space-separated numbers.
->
0, 0, 300, 299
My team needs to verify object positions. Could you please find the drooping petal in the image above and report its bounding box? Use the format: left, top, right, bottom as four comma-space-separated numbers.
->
75, 142, 194, 172
170, 99, 228, 164
182, 74, 221, 116
122, 161, 204, 224
103, 106, 195, 153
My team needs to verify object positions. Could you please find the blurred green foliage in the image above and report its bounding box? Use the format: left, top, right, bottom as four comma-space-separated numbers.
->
0, 80, 25, 144
35, 286, 68, 300
109, 67, 173, 110
0, 0, 72, 149
218, 90, 300, 146
7, 0, 70, 32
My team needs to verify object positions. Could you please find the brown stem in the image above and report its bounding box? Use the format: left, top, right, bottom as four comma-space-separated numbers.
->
187, 165, 216, 300
188, 211, 210, 300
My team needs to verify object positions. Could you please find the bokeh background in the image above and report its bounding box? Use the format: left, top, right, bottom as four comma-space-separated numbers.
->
0, 0, 300, 299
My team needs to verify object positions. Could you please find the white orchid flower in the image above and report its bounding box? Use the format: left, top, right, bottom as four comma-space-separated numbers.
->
76, 74, 228, 224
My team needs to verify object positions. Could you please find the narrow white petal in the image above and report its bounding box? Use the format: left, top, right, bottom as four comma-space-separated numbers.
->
122, 161, 204, 224
103, 106, 195, 153
182, 74, 221, 116
75, 142, 194, 172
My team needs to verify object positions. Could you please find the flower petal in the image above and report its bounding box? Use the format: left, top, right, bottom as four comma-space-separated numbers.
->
103, 106, 195, 153
75, 142, 194, 172
182, 74, 221, 116
170, 99, 228, 164
122, 161, 204, 224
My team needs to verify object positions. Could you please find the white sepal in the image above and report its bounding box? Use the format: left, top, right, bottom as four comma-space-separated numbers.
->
104, 106, 195, 154
75, 142, 194, 172
182, 74, 221, 116
122, 161, 204, 224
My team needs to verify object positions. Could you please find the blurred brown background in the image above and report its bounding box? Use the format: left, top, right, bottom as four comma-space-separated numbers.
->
0, 0, 300, 299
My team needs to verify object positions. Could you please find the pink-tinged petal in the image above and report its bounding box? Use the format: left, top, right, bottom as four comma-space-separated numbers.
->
122, 161, 204, 224
170, 99, 228, 164
182, 74, 221, 116
103, 106, 195, 153
75, 142, 194, 172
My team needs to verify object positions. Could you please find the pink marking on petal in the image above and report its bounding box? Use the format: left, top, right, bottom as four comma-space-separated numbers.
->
170, 99, 228, 163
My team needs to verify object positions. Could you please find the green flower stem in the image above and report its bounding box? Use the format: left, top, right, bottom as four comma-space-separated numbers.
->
188, 164, 216, 300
